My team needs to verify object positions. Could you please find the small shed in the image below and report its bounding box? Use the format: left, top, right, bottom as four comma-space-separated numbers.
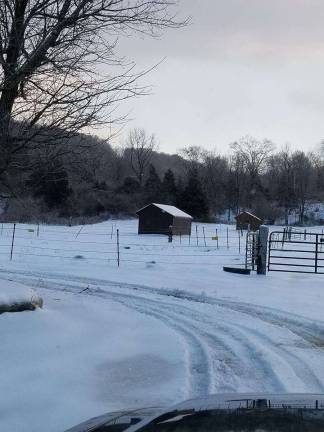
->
136, 203, 193, 235
235, 211, 263, 231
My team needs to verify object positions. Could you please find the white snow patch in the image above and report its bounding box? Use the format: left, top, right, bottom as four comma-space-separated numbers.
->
138, 203, 193, 219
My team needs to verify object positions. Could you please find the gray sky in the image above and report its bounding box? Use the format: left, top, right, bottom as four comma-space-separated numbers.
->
109, 0, 324, 154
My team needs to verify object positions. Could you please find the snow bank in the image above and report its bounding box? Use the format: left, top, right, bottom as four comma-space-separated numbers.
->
0, 279, 42, 311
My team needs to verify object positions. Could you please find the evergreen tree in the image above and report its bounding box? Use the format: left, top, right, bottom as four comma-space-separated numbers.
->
179, 169, 209, 220
28, 161, 71, 209
144, 165, 162, 202
162, 169, 177, 204
119, 176, 141, 194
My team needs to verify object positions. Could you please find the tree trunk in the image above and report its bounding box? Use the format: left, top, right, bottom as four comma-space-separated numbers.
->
0, 82, 19, 177
284, 207, 288, 226
0, 86, 18, 140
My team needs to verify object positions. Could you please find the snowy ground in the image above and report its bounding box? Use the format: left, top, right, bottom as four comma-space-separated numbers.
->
1, 219, 324, 432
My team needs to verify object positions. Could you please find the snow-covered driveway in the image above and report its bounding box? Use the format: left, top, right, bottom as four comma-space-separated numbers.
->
1, 266, 324, 432
1, 220, 324, 431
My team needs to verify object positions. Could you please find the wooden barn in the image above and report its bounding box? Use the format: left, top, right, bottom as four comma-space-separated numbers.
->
136, 203, 193, 235
235, 211, 263, 231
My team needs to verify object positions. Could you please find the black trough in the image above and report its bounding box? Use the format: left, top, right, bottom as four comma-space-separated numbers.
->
223, 266, 251, 275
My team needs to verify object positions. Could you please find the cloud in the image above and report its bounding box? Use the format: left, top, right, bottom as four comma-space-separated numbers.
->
109, 1, 324, 153
119, 0, 324, 63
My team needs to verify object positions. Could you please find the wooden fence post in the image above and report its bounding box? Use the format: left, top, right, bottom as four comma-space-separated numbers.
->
117, 228, 120, 267
168, 226, 173, 243
202, 226, 206, 247
10, 223, 16, 261
75, 226, 83, 238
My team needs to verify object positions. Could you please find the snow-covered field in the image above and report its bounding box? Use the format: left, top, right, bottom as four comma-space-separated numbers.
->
1, 219, 324, 432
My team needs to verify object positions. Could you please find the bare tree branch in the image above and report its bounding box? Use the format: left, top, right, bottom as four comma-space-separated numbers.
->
0, 0, 187, 182
126, 127, 157, 186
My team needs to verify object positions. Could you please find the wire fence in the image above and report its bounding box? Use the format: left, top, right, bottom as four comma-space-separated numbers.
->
0, 222, 248, 268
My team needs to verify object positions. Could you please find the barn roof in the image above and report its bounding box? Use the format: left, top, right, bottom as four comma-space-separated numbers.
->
235, 211, 262, 221
137, 203, 193, 219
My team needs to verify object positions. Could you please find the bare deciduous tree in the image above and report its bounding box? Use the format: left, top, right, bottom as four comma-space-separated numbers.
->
230, 136, 275, 179
227, 152, 246, 216
291, 151, 313, 225
126, 127, 157, 186
230, 136, 275, 208
0, 0, 186, 182
267, 146, 295, 225
179, 145, 204, 175
200, 150, 228, 214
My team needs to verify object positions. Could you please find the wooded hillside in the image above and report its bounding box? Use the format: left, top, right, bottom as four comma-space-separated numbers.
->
1, 129, 324, 225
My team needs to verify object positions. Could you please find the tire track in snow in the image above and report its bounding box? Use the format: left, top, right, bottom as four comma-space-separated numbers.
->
34, 276, 285, 393
0, 270, 285, 393
210, 300, 324, 349
158, 302, 324, 392
0, 273, 212, 398
143, 301, 285, 393
1, 268, 324, 393
42, 276, 320, 393
4, 267, 323, 349
107, 293, 213, 397
27, 268, 324, 348
230, 322, 324, 393
0, 270, 291, 392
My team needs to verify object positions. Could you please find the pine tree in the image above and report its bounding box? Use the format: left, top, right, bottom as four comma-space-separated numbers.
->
119, 176, 141, 194
144, 165, 162, 202
162, 169, 177, 204
179, 169, 209, 220
28, 161, 71, 209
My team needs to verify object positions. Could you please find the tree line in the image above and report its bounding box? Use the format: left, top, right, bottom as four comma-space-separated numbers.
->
1, 129, 324, 225
2, 1, 322, 226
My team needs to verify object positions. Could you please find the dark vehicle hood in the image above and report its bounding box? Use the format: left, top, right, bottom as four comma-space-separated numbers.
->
65, 393, 324, 432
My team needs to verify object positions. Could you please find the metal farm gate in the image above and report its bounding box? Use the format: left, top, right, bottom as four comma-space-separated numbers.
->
245, 231, 258, 270
268, 229, 324, 274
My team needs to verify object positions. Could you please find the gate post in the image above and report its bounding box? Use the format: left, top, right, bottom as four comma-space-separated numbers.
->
257, 225, 269, 275
315, 234, 319, 273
